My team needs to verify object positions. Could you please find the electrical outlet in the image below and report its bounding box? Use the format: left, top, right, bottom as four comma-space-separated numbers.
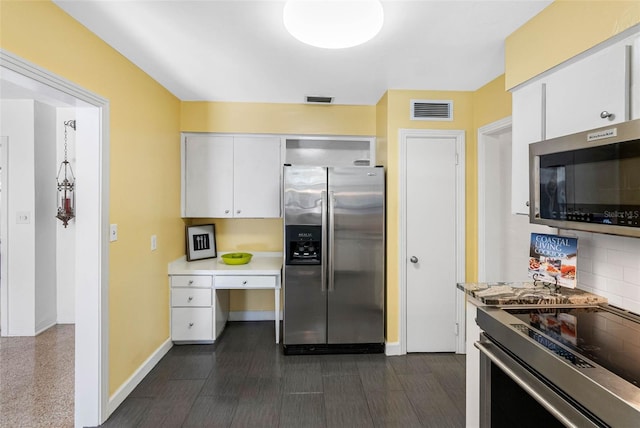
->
110, 224, 118, 242
151, 235, 157, 251
16, 211, 31, 224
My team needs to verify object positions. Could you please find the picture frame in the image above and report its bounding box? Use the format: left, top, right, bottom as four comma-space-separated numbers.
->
186, 224, 217, 261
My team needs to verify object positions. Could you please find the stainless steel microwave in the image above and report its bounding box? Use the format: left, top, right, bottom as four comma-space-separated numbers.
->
529, 118, 640, 237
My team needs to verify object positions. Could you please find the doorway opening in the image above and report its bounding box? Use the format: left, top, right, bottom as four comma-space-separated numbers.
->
477, 117, 550, 283
0, 50, 110, 426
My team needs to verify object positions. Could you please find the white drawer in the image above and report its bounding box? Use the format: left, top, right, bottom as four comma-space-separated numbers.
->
215, 275, 276, 288
171, 288, 212, 307
171, 275, 212, 288
171, 307, 213, 342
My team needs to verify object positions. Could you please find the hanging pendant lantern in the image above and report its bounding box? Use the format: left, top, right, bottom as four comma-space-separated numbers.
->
56, 120, 76, 228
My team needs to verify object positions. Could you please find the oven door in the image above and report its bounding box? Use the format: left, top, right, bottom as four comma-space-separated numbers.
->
476, 333, 604, 428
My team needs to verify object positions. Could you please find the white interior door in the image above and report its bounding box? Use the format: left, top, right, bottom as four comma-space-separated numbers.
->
405, 134, 459, 353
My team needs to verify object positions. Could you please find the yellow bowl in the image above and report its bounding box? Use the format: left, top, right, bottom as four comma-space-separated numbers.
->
221, 252, 253, 265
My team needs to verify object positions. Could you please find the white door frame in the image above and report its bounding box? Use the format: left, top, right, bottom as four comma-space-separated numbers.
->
1, 50, 110, 427
399, 128, 466, 355
477, 117, 512, 282
0, 136, 7, 334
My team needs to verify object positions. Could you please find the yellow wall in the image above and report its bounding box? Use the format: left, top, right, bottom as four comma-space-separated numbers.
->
182, 101, 376, 135
1, 1, 184, 396
380, 90, 476, 343
506, 0, 640, 89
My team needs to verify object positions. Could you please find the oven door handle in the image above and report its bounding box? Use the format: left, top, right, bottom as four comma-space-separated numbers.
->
475, 339, 602, 428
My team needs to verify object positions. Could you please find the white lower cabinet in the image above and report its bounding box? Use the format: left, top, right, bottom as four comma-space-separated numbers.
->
168, 255, 283, 343
170, 275, 229, 343
171, 307, 213, 342
215, 275, 276, 288
466, 299, 482, 428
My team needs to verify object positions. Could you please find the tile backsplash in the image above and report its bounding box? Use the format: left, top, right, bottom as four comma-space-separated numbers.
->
562, 230, 640, 314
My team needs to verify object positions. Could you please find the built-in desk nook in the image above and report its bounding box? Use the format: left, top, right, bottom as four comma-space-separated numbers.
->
168, 252, 282, 344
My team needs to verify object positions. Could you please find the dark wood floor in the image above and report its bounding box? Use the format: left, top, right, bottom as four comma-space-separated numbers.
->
100, 322, 465, 428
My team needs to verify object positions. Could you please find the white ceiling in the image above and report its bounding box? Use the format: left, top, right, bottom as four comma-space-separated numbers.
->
53, 0, 552, 105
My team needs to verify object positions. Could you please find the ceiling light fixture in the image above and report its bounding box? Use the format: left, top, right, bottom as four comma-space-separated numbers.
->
283, 0, 384, 49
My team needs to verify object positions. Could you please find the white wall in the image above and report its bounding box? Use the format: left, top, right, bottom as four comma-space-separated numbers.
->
0, 100, 36, 335
56, 108, 75, 324
566, 231, 640, 314
0, 100, 61, 335
34, 101, 57, 333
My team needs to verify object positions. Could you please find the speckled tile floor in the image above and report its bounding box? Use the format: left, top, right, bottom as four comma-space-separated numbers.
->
0, 325, 74, 428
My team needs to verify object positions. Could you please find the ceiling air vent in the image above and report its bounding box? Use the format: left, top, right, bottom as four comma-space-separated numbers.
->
410, 99, 453, 121
306, 95, 334, 104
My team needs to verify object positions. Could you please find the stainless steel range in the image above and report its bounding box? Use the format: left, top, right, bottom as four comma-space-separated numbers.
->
476, 305, 640, 427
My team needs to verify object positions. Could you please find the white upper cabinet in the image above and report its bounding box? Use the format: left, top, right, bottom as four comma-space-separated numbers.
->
545, 41, 630, 140
511, 81, 543, 215
183, 134, 282, 218
184, 135, 234, 218
233, 136, 281, 218
510, 29, 639, 216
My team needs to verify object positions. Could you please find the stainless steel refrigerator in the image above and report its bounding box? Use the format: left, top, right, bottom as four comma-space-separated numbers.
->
282, 165, 385, 354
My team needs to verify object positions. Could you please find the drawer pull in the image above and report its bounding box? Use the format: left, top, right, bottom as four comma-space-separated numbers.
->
188, 296, 193, 302
242, 280, 248, 285
188, 280, 194, 285
188, 322, 194, 328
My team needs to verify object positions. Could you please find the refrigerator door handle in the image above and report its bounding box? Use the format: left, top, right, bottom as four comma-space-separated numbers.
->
321, 190, 327, 292
328, 190, 335, 292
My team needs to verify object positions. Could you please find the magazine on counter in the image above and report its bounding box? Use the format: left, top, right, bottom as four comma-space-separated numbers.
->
528, 233, 578, 288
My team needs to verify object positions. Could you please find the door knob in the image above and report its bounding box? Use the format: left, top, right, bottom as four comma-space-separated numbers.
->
410, 256, 419, 263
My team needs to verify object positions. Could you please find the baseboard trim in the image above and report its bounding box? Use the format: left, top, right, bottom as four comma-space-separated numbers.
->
35, 320, 57, 336
107, 338, 173, 416
228, 310, 282, 321
385, 341, 401, 356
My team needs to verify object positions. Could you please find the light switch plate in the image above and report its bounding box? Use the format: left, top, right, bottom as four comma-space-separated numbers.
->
110, 224, 118, 242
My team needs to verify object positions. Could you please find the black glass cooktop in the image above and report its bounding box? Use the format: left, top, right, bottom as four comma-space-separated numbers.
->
505, 306, 640, 388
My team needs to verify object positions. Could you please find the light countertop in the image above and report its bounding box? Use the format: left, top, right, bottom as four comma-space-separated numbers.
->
169, 252, 282, 276
458, 281, 607, 306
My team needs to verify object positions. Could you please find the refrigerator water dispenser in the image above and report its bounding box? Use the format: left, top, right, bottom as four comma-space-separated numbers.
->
285, 225, 321, 265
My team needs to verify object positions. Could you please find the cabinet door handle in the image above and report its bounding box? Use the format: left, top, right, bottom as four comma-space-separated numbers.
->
600, 111, 614, 120
188, 322, 194, 328
225, 209, 230, 214
188, 296, 193, 302
236, 209, 241, 214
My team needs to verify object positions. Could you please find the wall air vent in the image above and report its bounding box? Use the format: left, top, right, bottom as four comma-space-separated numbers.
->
306, 95, 334, 104
410, 99, 453, 121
